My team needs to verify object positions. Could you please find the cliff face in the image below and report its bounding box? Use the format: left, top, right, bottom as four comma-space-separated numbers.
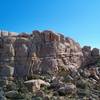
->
0, 30, 99, 78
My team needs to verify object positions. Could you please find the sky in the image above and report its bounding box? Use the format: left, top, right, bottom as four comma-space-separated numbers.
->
0, 0, 100, 48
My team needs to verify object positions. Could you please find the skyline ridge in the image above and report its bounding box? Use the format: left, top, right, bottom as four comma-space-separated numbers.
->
0, 29, 99, 49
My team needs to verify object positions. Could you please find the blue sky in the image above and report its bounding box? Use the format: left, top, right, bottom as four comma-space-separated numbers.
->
0, 0, 100, 48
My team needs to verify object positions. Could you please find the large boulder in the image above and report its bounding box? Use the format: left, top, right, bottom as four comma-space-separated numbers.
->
91, 48, 100, 57
0, 87, 7, 100
5, 90, 24, 99
5, 91, 18, 98
82, 46, 100, 67
0, 30, 16, 37
58, 83, 77, 96
24, 79, 50, 92
0, 65, 14, 77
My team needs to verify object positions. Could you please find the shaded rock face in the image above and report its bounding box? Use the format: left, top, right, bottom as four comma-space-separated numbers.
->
0, 30, 84, 78
13, 38, 30, 77
82, 46, 100, 67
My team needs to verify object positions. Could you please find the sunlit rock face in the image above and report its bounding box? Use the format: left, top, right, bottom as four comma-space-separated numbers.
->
0, 30, 84, 78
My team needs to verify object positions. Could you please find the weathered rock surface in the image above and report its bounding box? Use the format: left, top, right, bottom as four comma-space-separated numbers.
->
58, 83, 77, 95
0, 30, 99, 79
82, 46, 100, 67
24, 79, 50, 92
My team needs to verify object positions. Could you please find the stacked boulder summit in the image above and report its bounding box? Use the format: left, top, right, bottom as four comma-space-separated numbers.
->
0, 30, 85, 78
82, 46, 100, 67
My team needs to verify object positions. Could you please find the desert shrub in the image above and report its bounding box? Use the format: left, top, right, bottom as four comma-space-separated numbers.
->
76, 79, 89, 89
6, 82, 17, 91
57, 66, 70, 77
15, 79, 29, 93
32, 96, 43, 100
95, 58, 100, 67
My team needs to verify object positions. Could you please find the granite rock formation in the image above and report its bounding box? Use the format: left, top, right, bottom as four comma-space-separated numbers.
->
82, 46, 100, 67
0, 30, 99, 78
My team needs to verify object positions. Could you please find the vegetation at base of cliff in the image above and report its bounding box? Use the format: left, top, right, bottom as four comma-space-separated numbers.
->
0, 65, 100, 100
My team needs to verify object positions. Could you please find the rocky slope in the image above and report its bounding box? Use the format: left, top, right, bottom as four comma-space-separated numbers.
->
0, 30, 100, 100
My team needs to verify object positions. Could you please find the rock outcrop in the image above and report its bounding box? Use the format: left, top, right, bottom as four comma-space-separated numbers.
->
0, 30, 100, 100
0, 30, 99, 78
82, 46, 100, 67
